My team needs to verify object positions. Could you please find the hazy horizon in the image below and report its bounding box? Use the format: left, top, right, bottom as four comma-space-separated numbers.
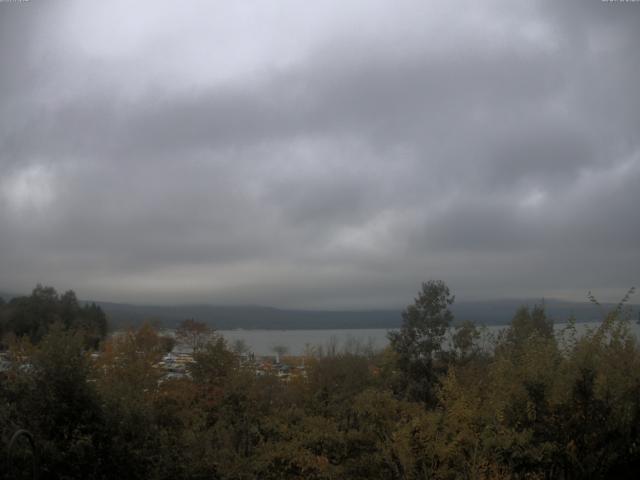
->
2, 285, 635, 313
1, 1, 638, 308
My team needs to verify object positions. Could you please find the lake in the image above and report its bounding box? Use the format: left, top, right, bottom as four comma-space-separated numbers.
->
216, 321, 640, 356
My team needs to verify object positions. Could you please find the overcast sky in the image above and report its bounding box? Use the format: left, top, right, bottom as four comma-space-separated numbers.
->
0, 0, 638, 308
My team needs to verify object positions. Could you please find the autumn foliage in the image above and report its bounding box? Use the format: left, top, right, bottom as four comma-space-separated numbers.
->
1, 283, 639, 479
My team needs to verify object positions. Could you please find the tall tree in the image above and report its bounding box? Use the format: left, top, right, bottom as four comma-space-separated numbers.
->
388, 280, 454, 404
175, 318, 211, 353
506, 304, 553, 348
452, 320, 481, 361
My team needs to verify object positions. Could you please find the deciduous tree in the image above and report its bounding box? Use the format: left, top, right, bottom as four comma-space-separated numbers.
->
175, 318, 211, 353
388, 280, 454, 404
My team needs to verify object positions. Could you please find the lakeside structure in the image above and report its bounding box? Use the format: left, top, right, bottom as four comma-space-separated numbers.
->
155, 346, 307, 383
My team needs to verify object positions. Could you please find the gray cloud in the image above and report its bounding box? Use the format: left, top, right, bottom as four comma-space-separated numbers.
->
0, 0, 639, 307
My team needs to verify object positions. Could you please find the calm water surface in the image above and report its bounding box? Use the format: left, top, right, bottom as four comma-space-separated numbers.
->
217, 321, 640, 356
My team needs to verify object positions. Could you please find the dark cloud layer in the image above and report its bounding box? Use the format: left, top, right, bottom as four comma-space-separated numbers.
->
1, 0, 639, 307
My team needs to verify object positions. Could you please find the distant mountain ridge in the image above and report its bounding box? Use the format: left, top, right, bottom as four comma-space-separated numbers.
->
92, 298, 637, 330
2, 290, 637, 330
